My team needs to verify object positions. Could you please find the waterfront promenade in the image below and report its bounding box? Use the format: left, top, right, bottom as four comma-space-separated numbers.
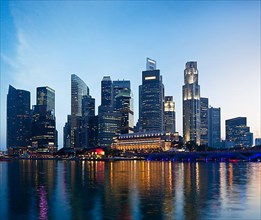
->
126, 149, 261, 162
2, 149, 261, 162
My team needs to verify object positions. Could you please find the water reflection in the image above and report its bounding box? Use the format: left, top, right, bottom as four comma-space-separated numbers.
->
0, 160, 260, 219
38, 185, 48, 220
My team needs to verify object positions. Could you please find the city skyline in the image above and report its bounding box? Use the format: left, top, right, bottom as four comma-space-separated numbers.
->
1, 1, 260, 149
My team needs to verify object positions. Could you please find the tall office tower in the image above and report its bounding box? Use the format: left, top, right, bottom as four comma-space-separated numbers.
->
138, 85, 142, 128
183, 61, 201, 145
32, 86, 57, 153
81, 95, 97, 148
7, 85, 31, 149
98, 111, 121, 147
88, 115, 98, 147
98, 76, 116, 147
112, 80, 131, 109
115, 89, 134, 134
200, 97, 208, 146
140, 58, 164, 132
226, 117, 253, 148
82, 95, 95, 118
138, 58, 156, 127
70, 74, 88, 148
208, 107, 221, 148
63, 115, 71, 148
100, 76, 112, 112
164, 96, 176, 133
37, 86, 55, 113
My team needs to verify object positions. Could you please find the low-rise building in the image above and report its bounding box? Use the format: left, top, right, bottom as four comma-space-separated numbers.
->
112, 132, 179, 152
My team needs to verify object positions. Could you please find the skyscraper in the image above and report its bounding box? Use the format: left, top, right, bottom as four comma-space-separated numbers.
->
208, 107, 221, 148
63, 115, 71, 148
164, 96, 176, 133
98, 111, 121, 147
115, 89, 134, 134
112, 80, 131, 109
226, 117, 253, 148
7, 85, 31, 149
140, 58, 164, 132
81, 95, 97, 148
98, 76, 122, 147
70, 74, 88, 148
111, 79, 134, 134
37, 86, 55, 113
183, 61, 201, 145
200, 97, 208, 146
100, 76, 112, 111
32, 86, 57, 153
71, 74, 89, 119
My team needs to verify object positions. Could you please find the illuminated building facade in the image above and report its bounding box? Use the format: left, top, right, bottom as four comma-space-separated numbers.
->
32, 86, 57, 153
225, 117, 253, 148
7, 85, 31, 149
112, 132, 174, 152
164, 96, 176, 133
140, 58, 164, 132
183, 61, 201, 145
200, 97, 208, 146
208, 107, 221, 148
98, 111, 121, 148
98, 76, 121, 147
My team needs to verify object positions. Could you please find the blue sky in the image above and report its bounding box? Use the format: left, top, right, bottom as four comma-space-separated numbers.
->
1, 1, 260, 149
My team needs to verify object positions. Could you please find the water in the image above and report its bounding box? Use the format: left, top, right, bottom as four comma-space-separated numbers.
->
0, 160, 260, 220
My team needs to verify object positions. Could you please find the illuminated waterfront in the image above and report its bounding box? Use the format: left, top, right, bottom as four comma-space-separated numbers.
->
0, 160, 260, 219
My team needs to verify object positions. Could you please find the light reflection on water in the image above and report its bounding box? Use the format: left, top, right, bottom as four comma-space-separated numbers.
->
0, 160, 260, 219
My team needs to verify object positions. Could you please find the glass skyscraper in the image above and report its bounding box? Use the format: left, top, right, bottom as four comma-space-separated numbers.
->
37, 86, 55, 114
81, 95, 97, 148
100, 76, 112, 111
208, 107, 221, 148
112, 80, 131, 109
225, 117, 253, 148
98, 76, 123, 147
112, 80, 133, 134
140, 58, 164, 132
71, 74, 89, 118
200, 97, 209, 146
115, 89, 134, 134
70, 74, 89, 148
183, 62, 201, 145
32, 86, 57, 153
164, 96, 176, 133
7, 85, 31, 149
98, 111, 121, 147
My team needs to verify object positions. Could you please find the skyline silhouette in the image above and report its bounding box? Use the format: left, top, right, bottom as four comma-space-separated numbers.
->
1, 1, 260, 149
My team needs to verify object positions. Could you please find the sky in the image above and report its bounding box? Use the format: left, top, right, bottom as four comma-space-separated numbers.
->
0, 1, 260, 150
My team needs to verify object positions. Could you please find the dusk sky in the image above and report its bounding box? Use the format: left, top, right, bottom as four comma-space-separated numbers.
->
1, 1, 260, 150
